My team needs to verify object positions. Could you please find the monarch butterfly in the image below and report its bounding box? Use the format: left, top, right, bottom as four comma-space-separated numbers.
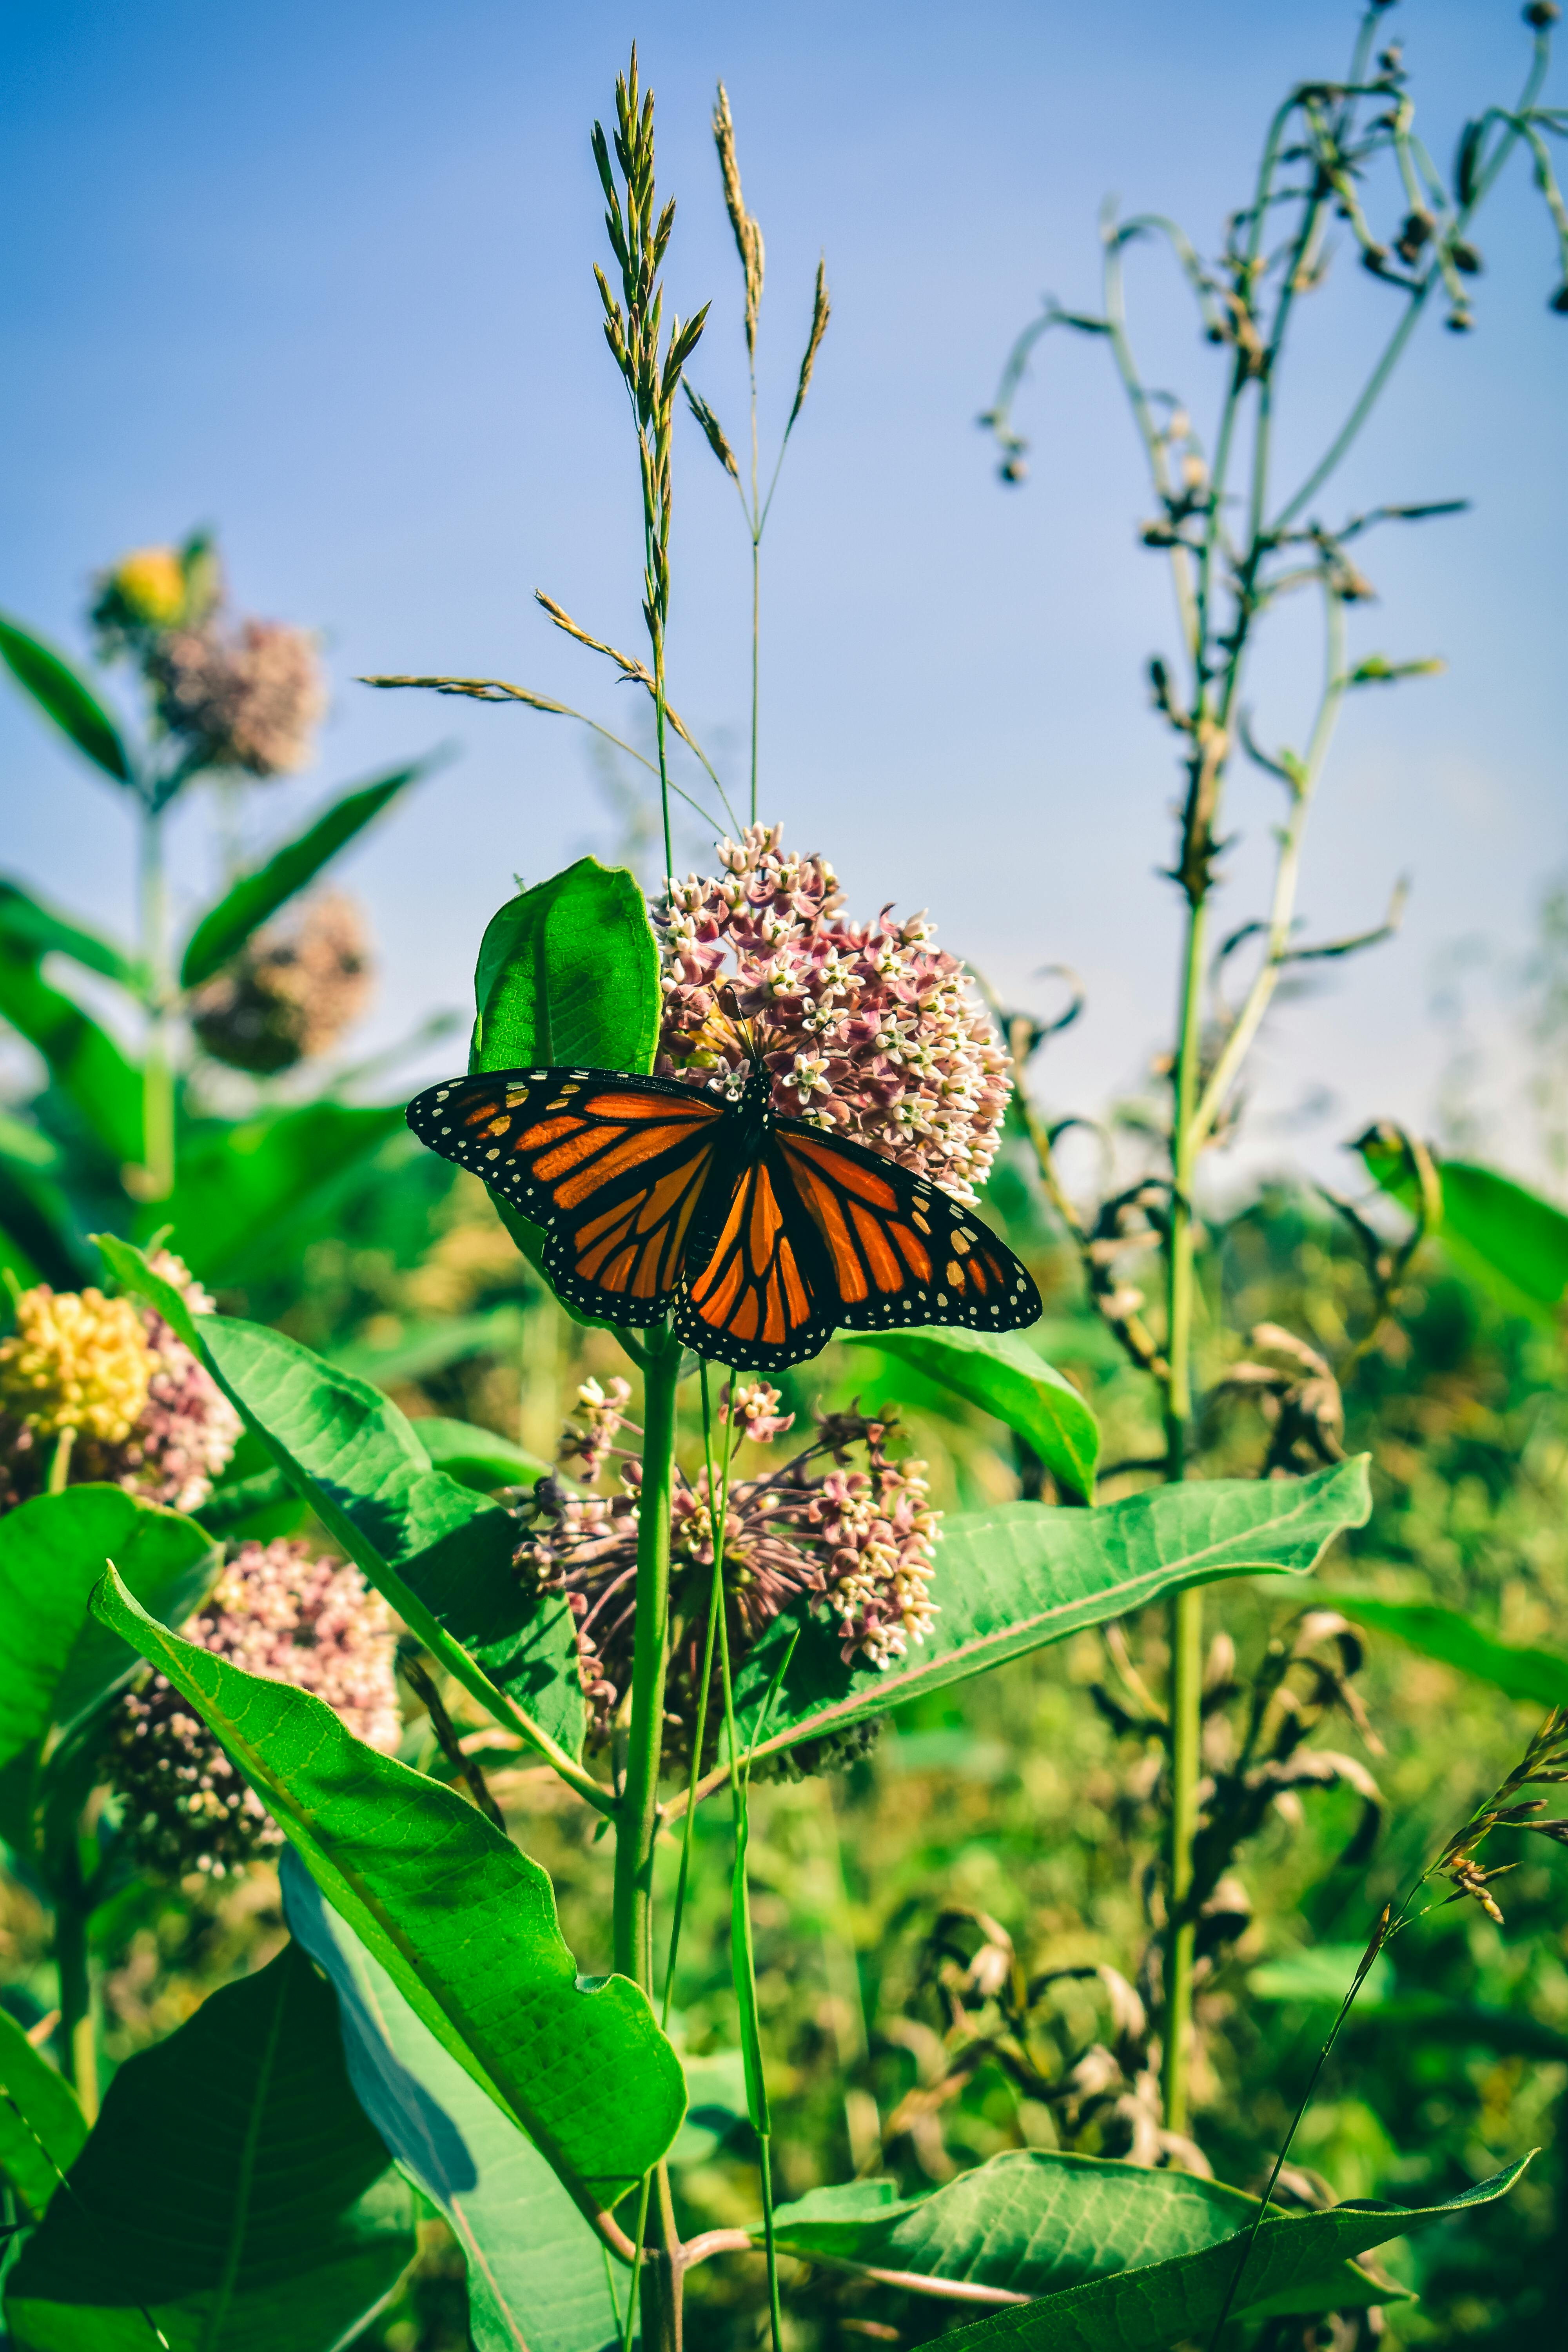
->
407, 1058, 1041, 1373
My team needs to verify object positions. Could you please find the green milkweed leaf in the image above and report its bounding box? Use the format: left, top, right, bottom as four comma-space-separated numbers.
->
0, 878, 139, 990
843, 1326, 1100, 1500
725, 1460, 1371, 1771
285, 1856, 627, 2352
1316, 1591, 1568, 1709
0, 2006, 87, 2220
1360, 1137, 1568, 1319
90, 1569, 687, 2217
0, 615, 133, 787
765, 2150, 1399, 2315
936, 2157, 1532, 2348
6, 1940, 414, 2352
95, 1240, 586, 1768
179, 760, 437, 990
0, 1486, 217, 1776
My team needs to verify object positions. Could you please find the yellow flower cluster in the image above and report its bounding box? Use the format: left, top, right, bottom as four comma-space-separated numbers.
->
0, 1286, 155, 1443
111, 546, 186, 627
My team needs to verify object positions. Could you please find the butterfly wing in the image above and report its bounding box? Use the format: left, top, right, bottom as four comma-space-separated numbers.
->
406, 1068, 728, 1328
671, 1139, 838, 1371
772, 1119, 1042, 1339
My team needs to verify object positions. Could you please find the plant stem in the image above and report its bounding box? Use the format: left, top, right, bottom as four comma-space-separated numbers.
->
138, 800, 174, 1202
1160, 876, 1209, 2136
613, 1326, 681, 1987
613, 1321, 683, 2350
55, 1892, 98, 2124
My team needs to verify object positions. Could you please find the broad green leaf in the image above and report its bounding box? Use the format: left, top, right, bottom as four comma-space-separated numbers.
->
0, 1486, 217, 1774
96, 1254, 584, 1763
938, 2158, 1531, 2349
179, 761, 435, 990
0, 2008, 87, 2219
6, 1941, 414, 2352
91, 1570, 686, 2214
415, 1417, 552, 1492
0, 879, 138, 990
729, 1460, 1371, 1767
470, 856, 660, 1076
766, 2151, 1396, 2313
148, 1102, 407, 1284
843, 1328, 1099, 1500
1361, 1137, 1568, 1319
0, 945, 142, 1168
284, 1855, 626, 2352
467, 858, 661, 1322
1317, 1591, 1568, 1710
0, 616, 133, 787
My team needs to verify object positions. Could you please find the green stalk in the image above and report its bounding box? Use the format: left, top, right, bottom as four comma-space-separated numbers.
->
138, 800, 174, 1203
613, 1322, 683, 2350
715, 1485, 796, 2352
613, 1325, 681, 1986
54, 1891, 98, 2124
661, 1363, 731, 2028
1160, 879, 1208, 2136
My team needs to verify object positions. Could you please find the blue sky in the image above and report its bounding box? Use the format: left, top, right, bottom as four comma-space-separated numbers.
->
2, 0, 1563, 1191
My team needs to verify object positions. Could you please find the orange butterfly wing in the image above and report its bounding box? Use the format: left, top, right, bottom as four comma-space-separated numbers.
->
408, 1069, 1041, 1368
770, 1122, 1041, 1339
670, 1121, 1041, 1370
407, 1068, 726, 1329
672, 1146, 835, 1370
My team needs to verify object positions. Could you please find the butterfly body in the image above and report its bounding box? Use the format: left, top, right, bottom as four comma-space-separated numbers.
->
408, 1062, 1041, 1371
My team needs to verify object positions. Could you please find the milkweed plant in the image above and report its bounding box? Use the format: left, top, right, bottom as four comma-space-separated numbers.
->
1, 8, 1566, 2352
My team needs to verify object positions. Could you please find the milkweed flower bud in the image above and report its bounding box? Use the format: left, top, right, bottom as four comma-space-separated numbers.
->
109, 546, 187, 628
149, 617, 325, 777
111, 1537, 401, 1877
653, 822, 1009, 1206
0, 1286, 153, 1445
191, 893, 372, 1074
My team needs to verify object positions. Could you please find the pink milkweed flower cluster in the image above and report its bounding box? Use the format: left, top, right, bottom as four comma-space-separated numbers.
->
655, 822, 1011, 1206
519, 1377, 940, 1757
113, 1536, 402, 1877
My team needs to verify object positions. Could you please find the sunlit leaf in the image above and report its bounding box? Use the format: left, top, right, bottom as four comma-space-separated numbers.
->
843, 1326, 1099, 1499
938, 2158, 1530, 2348
95, 1241, 584, 1760
285, 1856, 627, 2352
766, 2150, 1398, 2314
91, 1569, 686, 2214
729, 1461, 1371, 1767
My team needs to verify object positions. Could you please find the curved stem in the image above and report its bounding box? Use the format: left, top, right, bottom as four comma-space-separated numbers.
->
1192, 590, 1347, 1147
